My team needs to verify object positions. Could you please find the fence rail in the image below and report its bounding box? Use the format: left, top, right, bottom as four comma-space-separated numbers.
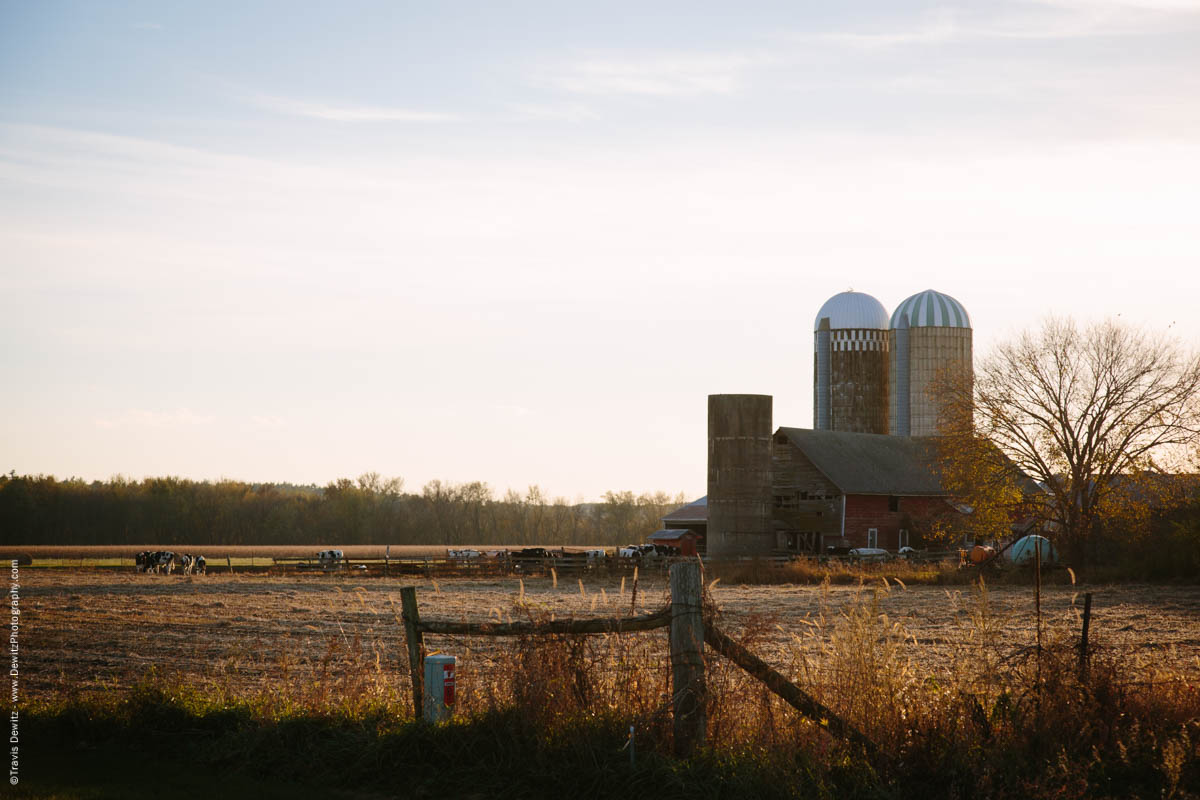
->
702, 620, 875, 756
275, 554, 692, 577
415, 606, 672, 637
399, 562, 887, 759
399, 571, 1102, 759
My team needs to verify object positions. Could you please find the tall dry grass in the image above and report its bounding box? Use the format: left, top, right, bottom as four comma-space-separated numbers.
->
705, 555, 964, 586
704, 555, 1100, 587
28, 575, 1200, 798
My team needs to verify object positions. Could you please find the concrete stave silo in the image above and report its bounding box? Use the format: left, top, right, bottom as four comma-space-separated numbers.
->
888, 289, 972, 437
707, 394, 773, 557
813, 291, 890, 434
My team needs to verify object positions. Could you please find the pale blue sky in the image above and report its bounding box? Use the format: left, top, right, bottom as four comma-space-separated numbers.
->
3, 1, 1200, 500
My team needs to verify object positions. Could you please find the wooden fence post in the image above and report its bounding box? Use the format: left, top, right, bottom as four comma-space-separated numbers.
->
1034, 541, 1042, 655
1079, 592, 1093, 681
400, 586, 424, 720
670, 561, 705, 757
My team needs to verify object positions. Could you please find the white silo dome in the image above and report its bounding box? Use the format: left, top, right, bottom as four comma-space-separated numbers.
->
813, 291, 889, 331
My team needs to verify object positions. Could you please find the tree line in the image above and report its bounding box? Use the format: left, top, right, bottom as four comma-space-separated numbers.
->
0, 471, 688, 548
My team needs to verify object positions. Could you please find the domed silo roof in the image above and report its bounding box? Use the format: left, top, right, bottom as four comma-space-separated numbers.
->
890, 289, 971, 329
813, 291, 889, 331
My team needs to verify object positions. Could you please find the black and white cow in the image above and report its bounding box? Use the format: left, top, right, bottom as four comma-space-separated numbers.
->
317, 549, 344, 569
193, 555, 206, 575
177, 553, 193, 575
136, 551, 176, 574
153, 551, 175, 575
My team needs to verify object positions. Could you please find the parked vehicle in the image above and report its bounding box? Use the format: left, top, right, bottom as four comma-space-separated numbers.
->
848, 547, 891, 563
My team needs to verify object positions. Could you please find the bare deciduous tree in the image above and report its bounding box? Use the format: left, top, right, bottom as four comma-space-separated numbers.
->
940, 317, 1200, 563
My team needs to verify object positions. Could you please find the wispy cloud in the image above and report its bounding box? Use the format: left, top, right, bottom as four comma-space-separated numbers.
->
544, 53, 760, 96
806, 12, 961, 48
507, 103, 600, 123
541, 0, 1200, 102
253, 94, 460, 123
803, 2, 1200, 48
1036, 0, 1200, 11
96, 408, 215, 430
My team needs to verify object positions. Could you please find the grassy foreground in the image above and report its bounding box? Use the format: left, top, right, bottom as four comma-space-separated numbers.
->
16, 580, 1200, 799
17, 670, 1199, 800
19, 692, 825, 800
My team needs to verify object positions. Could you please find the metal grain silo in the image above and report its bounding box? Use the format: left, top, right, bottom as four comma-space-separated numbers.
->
813, 291, 890, 434
707, 394, 773, 557
888, 289, 972, 437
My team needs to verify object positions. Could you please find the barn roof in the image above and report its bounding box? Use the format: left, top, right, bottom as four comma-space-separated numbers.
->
776, 428, 945, 496
662, 496, 708, 523
648, 529, 697, 541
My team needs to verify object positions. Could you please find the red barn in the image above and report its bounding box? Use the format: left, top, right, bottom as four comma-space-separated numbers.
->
647, 529, 702, 557
770, 427, 961, 554
660, 496, 707, 554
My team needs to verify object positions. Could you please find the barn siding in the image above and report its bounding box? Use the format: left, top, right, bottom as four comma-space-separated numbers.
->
842, 495, 948, 548
770, 437, 841, 551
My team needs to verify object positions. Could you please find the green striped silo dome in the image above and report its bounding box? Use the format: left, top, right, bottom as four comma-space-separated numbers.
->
889, 289, 971, 329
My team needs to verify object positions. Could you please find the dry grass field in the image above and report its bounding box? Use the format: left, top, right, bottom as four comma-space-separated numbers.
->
21, 568, 1200, 704
4, 544, 502, 569
5, 544, 607, 570
20, 567, 1200, 799
6, 544, 599, 561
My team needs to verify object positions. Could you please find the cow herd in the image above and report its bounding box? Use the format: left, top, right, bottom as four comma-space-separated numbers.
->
131, 545, 682, 577
450, 545, 677, 562
447, 548, 556, 561
448, 546, 681, 561
447, 547, 608, 561
135, 551, 206, 576
618, 543, 681, 558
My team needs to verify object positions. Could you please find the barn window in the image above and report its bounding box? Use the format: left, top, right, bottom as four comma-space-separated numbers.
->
888, 496, 899, 512
867, 528, 878, 548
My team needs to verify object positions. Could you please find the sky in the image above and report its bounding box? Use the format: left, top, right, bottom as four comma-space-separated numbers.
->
2, 0, 1200, 502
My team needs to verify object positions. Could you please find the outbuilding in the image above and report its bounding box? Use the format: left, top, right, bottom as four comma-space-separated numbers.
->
647, 529, 701, 557
661, 496, 707, 540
